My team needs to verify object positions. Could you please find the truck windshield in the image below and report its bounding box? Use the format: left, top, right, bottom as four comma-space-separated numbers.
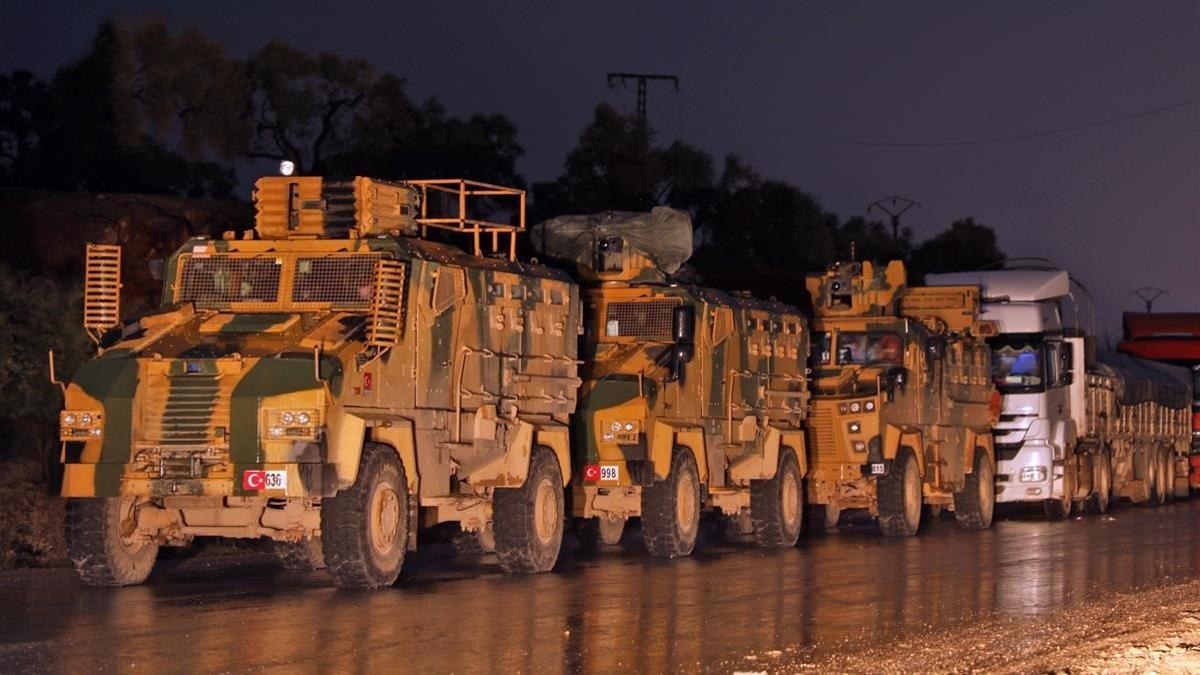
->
991, 339, 1045, 392
835, 331, 903, 366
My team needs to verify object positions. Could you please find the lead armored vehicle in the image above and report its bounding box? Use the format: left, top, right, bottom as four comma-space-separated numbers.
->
533, 209, 809, 555
57, 177, 580, 588
804, 261, 998, 535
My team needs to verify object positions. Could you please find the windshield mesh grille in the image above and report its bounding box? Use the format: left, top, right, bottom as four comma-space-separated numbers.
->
178, 257, 282, 309
604, 299, 680, 340
291, 256, 377, 306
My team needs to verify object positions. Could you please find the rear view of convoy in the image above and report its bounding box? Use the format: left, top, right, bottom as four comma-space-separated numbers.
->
54, 174, 1194, 588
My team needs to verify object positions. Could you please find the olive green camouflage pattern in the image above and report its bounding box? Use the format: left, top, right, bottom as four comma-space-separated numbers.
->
804, 261, 999, 535
59, 176, 580, 586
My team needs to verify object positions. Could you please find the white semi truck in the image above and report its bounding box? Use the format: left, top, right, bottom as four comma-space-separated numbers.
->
928, 269, 1190, 517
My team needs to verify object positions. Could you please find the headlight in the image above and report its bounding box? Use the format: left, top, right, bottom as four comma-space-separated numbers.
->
264, 410, 321, 440
838, 403, 849, 414
60, 410, 103, 441
850, 402, 861, 413
848, 421, 861, 434
864, 400, 876, 412
852, 440, 866, 452
1020, 466, 1047, 482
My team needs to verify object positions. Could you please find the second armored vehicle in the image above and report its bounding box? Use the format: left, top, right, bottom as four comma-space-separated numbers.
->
534, 209, 810, 554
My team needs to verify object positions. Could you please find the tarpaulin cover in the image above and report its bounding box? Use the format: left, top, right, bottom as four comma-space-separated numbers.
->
1097, 350, 1192, 409
531, 207, 693, 275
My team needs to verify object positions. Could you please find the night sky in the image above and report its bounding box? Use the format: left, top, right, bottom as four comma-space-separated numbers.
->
3, 1, 1198, 337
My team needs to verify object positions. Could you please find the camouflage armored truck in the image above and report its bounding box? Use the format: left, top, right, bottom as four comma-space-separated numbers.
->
533, 209, 810, 555
804, 261, 999, 536
55, 176, 581, 588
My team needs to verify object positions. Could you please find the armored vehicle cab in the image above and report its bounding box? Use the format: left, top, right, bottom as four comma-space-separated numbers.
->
57, 177, 581, 588
533, 209, 809, 554
805, 261, 998, 536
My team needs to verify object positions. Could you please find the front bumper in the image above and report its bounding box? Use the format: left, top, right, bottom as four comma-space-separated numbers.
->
61, 462, 335, 498
995, 441, 1062, 503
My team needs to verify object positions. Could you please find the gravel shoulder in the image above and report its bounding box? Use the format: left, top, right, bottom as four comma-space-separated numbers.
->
732, 579, 1200, 673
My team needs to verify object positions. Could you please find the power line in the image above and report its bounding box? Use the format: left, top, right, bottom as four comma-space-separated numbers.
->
680, 93, 1200, 148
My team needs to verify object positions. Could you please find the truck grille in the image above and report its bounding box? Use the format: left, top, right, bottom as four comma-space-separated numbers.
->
806, 405, 841, 463
140, 375, 230, 446
604, 299, 680, 340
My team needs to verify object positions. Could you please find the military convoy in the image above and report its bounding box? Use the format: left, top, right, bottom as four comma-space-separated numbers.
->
53, 173, 1194, 587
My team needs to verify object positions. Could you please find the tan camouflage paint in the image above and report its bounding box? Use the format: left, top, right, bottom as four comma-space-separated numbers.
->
59, 176, 580, 544
803, 261, 998, 516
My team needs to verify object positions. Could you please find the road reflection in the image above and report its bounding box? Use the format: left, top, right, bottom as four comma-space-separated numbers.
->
3, 501, 1198, 673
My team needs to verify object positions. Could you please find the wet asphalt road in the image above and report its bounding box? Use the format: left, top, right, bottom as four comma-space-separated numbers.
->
2, 500, 1199, 674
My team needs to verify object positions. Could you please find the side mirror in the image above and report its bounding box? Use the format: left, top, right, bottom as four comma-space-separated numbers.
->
883, 366, 908, 402
660, 305, 696, 383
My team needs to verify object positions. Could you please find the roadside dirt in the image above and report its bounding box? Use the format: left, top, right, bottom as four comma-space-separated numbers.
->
731, 578, 1200, 673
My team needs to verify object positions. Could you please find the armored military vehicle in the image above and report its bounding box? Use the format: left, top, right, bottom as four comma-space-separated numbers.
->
56, 176, 581, 588
533, 209, 810, 555
804, 261, 998, 536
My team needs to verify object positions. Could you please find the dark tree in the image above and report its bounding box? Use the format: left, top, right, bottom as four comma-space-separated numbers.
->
909, 217, 1005, 282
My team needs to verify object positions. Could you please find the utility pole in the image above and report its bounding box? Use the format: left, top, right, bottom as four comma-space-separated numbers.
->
606, 72, 679, 127
868, 196, 921, 241
1131, 286, 1168, 313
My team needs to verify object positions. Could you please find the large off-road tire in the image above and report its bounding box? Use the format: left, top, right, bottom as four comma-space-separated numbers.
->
642, 447, 702, 557
878, 448, 922, 537
66, 496, 160, 587
953, 448, 995, 530
321, 444, 408, 589
1086, 449, 1113, 515
272, 538, 325, 571
751, 447, 804, 547
494, 447, 564, 573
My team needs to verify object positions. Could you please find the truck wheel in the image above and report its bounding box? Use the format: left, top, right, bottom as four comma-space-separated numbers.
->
321, 444, 408, 589
1044, 459, 1074, 519
1043, 492, 1072, 519
878, 448, 922, 537
1155, 449, 1172, 505
66, 496, 159, 587
953, 448, 995, 530
494, 447, 564, 573
272, 538, 325, 571
1087, 450, 1112, 515
577, 517, 626, 551
642, 447, 701, 557
751, 447, 804, 547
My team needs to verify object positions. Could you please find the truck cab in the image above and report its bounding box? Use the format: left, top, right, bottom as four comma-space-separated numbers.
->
929, 269, 1113, 516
